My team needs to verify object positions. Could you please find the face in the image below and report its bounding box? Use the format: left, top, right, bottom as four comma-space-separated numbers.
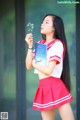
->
40, 16, 55, 35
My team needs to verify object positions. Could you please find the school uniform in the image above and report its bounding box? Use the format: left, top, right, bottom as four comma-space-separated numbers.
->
32, 39, 73, 111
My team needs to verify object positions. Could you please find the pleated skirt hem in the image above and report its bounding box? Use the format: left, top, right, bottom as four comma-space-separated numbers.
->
32, 76, 73, 111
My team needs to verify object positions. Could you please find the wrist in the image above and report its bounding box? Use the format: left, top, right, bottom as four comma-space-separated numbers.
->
28, 46, 33, 49
28, 47, 33, 49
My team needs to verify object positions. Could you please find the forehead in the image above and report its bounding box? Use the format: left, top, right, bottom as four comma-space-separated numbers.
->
43, 16, 53, 21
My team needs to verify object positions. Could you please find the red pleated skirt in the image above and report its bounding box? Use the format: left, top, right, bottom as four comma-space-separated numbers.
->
33, 76, 73, 111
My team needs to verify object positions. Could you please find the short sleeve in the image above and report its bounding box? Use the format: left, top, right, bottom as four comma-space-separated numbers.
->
49, 41, 63, 64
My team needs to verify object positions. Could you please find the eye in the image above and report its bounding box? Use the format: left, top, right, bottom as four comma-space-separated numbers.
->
46, 21, 49, 24
41, 20, 49, 24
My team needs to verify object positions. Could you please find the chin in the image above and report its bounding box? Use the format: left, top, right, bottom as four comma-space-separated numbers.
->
41, 31, 45, 34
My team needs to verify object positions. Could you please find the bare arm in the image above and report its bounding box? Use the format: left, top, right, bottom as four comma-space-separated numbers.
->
25, 49, 33, 69
25, 33, 33, 70
32, 60, 57, 75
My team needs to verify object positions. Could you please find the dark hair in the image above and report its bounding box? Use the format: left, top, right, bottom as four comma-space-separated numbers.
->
42, 14, 70, 91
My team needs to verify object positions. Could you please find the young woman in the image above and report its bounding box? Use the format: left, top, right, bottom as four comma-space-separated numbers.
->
25, 14, 74, 120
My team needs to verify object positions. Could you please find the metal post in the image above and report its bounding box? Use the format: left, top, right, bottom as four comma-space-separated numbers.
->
76, 2, 80, 120
15, 0, 26, 119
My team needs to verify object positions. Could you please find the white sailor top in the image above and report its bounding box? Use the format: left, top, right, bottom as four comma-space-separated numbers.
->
33, 39, 66, 78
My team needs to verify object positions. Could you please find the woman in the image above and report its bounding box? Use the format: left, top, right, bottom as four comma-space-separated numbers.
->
25, 14, 74, 120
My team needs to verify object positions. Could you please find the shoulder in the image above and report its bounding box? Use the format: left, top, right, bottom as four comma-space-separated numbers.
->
54, 39, 63, 45
52, 39, 64, 49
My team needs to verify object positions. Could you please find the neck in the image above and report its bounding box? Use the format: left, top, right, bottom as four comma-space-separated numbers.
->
46, 34, 55, 44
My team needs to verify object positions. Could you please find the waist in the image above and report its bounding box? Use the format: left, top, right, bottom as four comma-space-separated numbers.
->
38, 73, 49, 79
38, 76, 61, 87
38, 73, 61, 80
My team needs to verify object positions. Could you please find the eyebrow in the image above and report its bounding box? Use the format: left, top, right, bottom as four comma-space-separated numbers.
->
43, 20, 49, 22
45, 19, 49, 21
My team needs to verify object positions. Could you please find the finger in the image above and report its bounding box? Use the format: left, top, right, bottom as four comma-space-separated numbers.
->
26, 33, 33, 37
25, 37, 33, 42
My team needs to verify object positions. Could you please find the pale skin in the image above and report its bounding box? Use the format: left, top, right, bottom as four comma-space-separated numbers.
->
25, 16, 74, 120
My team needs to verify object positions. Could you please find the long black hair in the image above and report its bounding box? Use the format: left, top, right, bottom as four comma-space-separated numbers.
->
41, 14, 70, 91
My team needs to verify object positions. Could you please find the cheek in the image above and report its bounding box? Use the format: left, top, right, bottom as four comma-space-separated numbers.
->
40, 25, 53, 34
46, 26, 53, 33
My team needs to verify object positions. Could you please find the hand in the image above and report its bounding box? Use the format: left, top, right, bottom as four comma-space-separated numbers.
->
25, 33, 33, 48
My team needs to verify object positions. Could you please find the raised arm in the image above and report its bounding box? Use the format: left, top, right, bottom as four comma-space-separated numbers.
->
25, 33, 33, 70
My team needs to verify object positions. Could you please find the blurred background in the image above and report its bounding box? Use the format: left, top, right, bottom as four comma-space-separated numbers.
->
0, 0, 78, 120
